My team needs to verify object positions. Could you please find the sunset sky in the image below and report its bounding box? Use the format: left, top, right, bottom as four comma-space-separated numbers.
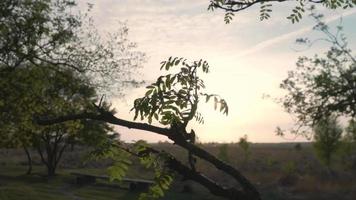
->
78, 0, 356, 143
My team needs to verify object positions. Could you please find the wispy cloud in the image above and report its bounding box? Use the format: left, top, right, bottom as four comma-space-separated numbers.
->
237, 9, 356, 57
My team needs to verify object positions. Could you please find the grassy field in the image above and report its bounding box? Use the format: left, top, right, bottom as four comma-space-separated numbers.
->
1, 143, 356, 200
0, 164, 221, 200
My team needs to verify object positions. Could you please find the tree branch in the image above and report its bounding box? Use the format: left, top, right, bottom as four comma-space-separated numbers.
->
211, 0, 326, 13
120, 145, 248, 200
36, 111, 171, 137
36, 110, 260, 199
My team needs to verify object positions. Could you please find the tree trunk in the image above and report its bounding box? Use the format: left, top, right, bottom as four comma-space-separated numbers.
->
23, 146, 32, 175
47, 164, 56, 177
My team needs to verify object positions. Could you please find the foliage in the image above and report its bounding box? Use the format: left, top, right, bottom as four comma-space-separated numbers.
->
0, 0, 143, 175
217, 144, 230, 163
0, 0, 144, 94
88, 139, 174, 200
208, 0, 356, 23
133, 141, 174, 200
337, 119, 356, 169
238, 135, 250, 163
313, 115, 343, 167
132, 57, 228, 127
265, 157, 277, 168
337, 140, 355, 170
0, 66, 115, 176
90, 140, 132, 182
345, 119, 356, 142
281, 161, 297, 175
0, 0, 80, 68
278, 13, 356, 137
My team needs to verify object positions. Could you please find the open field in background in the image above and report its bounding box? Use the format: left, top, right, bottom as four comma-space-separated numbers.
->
1, 142, 356, 200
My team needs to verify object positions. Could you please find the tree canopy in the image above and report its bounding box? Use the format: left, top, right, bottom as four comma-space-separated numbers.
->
0, 65, 116, 176
0, 0, 144, 175
0, 0, 145, 93
278, 13, 356, 136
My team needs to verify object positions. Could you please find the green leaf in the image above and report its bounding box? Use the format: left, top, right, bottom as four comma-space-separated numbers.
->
145, 89, 153, 96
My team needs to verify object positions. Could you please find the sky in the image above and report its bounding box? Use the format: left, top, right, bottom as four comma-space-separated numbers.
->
77, 0, 356, 143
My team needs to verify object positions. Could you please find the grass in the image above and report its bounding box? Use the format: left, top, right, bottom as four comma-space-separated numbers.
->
1, 143, 356, 200
0, 164, 221, 200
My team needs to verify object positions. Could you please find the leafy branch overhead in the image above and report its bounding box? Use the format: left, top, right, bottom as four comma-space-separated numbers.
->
89, 139, 174, 200
132, 57, 228, 126
208, 0, 355, 23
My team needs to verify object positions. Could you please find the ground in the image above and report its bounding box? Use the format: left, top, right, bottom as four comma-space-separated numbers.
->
0, 143, 355, 200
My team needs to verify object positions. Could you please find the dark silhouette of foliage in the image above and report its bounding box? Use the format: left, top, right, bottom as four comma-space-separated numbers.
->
0, 0, 144, 93
313, 115, 342, 169
238, 135, 250, 163
0, 66, 115, 176
218, 144, 230, 162
208, 0, 355, 23
294, 143, 302, 151
0, 0, 144, 175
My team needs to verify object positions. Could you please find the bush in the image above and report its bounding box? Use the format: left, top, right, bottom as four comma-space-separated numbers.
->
313, 116, 343, 169
217, 144, 229, 163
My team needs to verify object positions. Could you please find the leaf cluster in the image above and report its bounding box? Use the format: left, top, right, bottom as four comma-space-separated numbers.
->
132, 141, 174, 200
287, 0, 306, 23
132, 57, 228, 127
87, 139, 131, 181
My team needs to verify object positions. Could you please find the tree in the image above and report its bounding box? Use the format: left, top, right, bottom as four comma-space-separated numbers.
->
218, 144, 230, 163
338, 119, 356, 169
0, 0, 144, 92
0, 65, 115, 176
33, 120, 116, 177
0, 0, 143, 174
313, 115, 342, 169
278, 12, 356, 137
208, 0, 356, 23
294, 143, 302, 151
38, 57, 261, 200
238, 135, 250, 164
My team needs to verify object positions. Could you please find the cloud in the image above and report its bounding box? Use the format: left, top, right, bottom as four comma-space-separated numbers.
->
236, 9, 356, 57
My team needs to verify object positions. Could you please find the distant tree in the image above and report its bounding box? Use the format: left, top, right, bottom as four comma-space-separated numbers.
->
313, 115, 343, 169
294, 143, 302, 151
338, 119, 356, 169
218, 144, 230, 163
238, 135, 250, 163
208, 0, 356, 23
278, 13, 356, 138
34, 120, 116, 177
